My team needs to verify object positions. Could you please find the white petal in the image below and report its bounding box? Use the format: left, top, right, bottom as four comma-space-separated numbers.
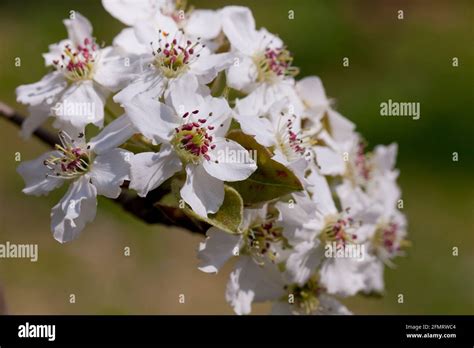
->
285, 240, 324, 285
225, 256, 284, 315
241, 206, 268, 230
94, 47, 137, 91
194, 96, 232, 138
63, 12, 93, 46
285, 156, 311, 182
327, 109, 356, 144
372, 143, 398, 174
360, 256, 385, 294
234, 113, 275, 147
20, 103, 51, 139
89, 148, 131, 198
256, 28, 283, 51
129, 147, 182, 197
150, 10, 180, 35
186, 10, 222, 40
124, 96, 178, 143
51, 120, 87, 147
226, 55, 258, 92
53, 81, 106, 128
88, 114, 136, 154
102, 0, 156, 25
306, 169, 337, 215
17, 151, 65, 196
320, 258, 366, 297
222, 6, 258, 55
296, 76, 328, 111
197, 227, 242, 273
112, 27, 148, 55
235, 82, 293, 117
16, 72, 66, 106
276, 200, 316, 243
167, 73, 203, 113
355, 223, 378, 243
43, 39, 72, 66
367, 176, 401, 214
203, 138, 257, 181
180, 164, 224, 217
226, 263, 253, 315
314, 145, 346, 176
134, 13, 178, 45
336, 180, 386, 227
113, 70, 164, 105
51, 176, 97, 243
190, 51, 233, 84
336, 181, 371, 215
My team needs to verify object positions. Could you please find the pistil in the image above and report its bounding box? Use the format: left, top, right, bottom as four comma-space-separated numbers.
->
151, 30, 203, 78
254, 46, 299, 83
53, 38, 98, 82
43, 131, 91, 179
171, 110, 216, 164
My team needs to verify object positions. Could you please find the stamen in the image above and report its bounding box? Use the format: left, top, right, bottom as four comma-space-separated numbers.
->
320, 213, 358, 247
254, 46, 299, 83
276, 112, 309, 161
53, 38, 98, 82
244, 218, 284, 265
372, 220, 408, 263
171, 113, 216, 164
151, 30, 204, 78
43, 132, 92, 179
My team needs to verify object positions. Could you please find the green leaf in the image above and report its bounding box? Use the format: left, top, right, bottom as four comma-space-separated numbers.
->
226, 130, 303, 204
158, 180, 244, 234
210, 71, 227, 97
184, 185, 243, 234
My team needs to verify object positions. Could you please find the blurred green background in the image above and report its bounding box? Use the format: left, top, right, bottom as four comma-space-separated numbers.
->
0, 0, 472, 314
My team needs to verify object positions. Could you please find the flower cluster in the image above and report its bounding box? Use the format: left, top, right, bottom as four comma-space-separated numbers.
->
16, 1, 408, 315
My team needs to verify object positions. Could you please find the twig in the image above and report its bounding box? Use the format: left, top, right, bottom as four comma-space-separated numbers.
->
0, 102, 59, 146
0, 101, 208, 236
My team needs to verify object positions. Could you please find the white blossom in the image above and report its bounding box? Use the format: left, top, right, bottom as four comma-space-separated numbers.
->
17, 126, 132, 243
124, 75, 256, 216
102, 0, 223, 53
14, 2, 408, 316
16, 12, 135, 136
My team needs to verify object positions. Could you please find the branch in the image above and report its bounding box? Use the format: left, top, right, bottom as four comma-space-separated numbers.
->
0, 102, 59, 146
0, 101, 208, 236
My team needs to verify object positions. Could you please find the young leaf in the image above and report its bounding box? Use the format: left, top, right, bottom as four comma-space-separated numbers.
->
226, 130, 303, 204
162, 180, 244, 234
